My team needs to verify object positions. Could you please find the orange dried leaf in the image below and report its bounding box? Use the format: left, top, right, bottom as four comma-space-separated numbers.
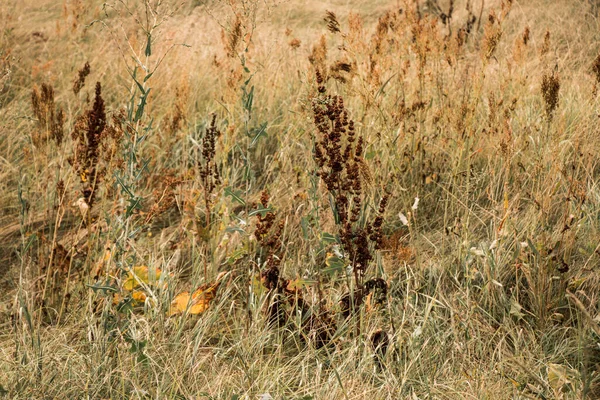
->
168, 282, 220, 316
169, 291, 191, 316
131, 290, 147, 303
123, 265, 161, 291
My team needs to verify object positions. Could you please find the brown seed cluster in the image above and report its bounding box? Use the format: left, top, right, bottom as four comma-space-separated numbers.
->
31, 83, 65, 146
592, 53, 600, 95
254, 191, 338, 347
199, 115, 221, 201
72, 61, 90, 95
312, 70, 388, 280
540, 30, 551, 56
289, 38, 301, 49
255, 190, 284, 269
324, 11, 340, 34
71, 82, 122, 212
308, 35, 328, 74
541, 71, 560, 119
72, 82, 105, 210
225, 17, 242, 58
482, 12, 502, 60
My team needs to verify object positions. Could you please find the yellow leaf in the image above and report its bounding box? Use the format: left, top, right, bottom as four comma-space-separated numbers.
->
122, 266, 161, 291
508, 377, 520, 389
168, 282, 220, 316
131, 290, 147, 303
188, 288, 214, 314
286, 278, 303, 292
112, 293, 123, 305
112, 290, 148, 307
169, 291, 191, 316
425, 173, 438, 185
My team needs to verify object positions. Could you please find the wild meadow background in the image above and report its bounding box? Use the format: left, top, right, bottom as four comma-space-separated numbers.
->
1, 0, 600, 398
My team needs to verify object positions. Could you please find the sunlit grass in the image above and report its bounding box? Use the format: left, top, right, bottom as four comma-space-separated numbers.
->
1, 0, 600, 398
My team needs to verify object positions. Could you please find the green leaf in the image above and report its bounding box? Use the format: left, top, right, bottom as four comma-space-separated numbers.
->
323, 254, 346, 275
225, 187, 246, 205
116, 297, 134, 314
134, 88, 151, 122
249, 207, 273, 217
225, 226, 246, 234
130, 68, 146, 95
249, 122, 268, 147
125, 196, 142, 219
243, 85, 254, 114
527, 238, 540, 259
22, 233, 38, 254
87, 281, 118, 295
145, 33, 152, 57
320, 232, 338, 244
227, 248, 247, 264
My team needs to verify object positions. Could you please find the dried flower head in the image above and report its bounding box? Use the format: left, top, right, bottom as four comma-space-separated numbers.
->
308, 35, 328, 73
289, 38, 301, 49
540, 30, 551, 56
324, 10, 340, 33
73, 61, 90, 95
226, 17, 242, 58
31, 83, 65, 146
482, 11, 502, 60
312, 73, 388, 283
71, 82, 107, 211
541, 70, 560, 119
197, 114, 222, 227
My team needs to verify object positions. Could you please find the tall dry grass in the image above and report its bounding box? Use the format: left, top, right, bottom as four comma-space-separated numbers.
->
1, 0, 600, 398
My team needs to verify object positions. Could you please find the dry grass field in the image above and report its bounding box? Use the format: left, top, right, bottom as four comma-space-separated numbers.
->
1, 0, 600, 398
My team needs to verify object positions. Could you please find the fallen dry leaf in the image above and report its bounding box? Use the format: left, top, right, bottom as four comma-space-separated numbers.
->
168, 281, 221, 316
122, 266, 162, 291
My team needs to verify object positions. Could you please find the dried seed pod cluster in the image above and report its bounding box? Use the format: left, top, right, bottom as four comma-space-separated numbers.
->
312, 70, 388, 280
